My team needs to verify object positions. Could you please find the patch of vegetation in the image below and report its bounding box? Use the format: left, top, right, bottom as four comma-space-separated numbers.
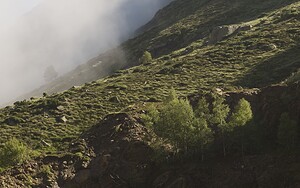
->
143, 89, 253, 160
0, 138, 31, 171
139, 51, 153, 64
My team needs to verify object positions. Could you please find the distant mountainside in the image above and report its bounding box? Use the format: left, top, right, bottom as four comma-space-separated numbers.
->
0, 0, 300, 187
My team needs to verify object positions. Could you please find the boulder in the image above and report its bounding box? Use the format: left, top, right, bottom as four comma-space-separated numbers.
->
207, 24, 252, 45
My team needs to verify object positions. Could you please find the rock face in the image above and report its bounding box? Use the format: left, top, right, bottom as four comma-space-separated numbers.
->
207, 24, 252, 45
61, 113, 154, 188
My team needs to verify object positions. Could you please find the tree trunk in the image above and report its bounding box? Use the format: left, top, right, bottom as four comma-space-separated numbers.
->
222, 131, 226, 157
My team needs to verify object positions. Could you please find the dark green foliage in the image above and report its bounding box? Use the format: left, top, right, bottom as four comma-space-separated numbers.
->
211, 94, 230, 131
277, 113, 298, 150
0, 138, 31, 170
39, 98, 60, 109
4, 116, 25, 126
195, 97, 211, 122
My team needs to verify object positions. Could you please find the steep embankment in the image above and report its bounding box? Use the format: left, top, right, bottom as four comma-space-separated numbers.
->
0, 0, 300, 187
1, 83, 299, 187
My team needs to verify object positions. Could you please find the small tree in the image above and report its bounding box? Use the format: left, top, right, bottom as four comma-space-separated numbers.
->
195, 97, 211, 122
191, 117, 213, 161
193, 97, 213, 160
155, 97, 195, 153
229, 98, 253, 157
139, 51, 152, 64
0, 138, 30, 169
44, 65, 58, 83
141, 104, 159, 128
277, 113, 298, 150
165, 88, 178, 103
211, 94, 230, 157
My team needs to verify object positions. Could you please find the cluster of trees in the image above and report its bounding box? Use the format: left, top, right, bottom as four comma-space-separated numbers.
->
143, 89, 253, 159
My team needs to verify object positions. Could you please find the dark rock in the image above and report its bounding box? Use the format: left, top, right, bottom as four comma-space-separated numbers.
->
207, 24, 252, 45
109, 96, 121, 103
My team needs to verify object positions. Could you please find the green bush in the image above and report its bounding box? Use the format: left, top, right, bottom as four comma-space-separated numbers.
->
39, 98, 60, 109
0, 138, 31, 169
139, 51, 153, 64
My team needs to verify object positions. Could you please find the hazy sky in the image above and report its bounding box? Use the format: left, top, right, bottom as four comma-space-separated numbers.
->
0, 0, 42, 27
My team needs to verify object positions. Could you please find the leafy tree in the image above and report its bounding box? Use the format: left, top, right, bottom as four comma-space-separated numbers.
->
230, 98, 253, 128
229, 98, 253, 157
195, 97, 211, 122
277, 113, 298, 150
0, 138, 30, 170
155, 97, 195, 153
193, 97, 213, 160
165, 88, 178, 103
211, 94, 230, 157
191, 116, 213, 161
141, 104, 159, 128
139, 51, 153, 64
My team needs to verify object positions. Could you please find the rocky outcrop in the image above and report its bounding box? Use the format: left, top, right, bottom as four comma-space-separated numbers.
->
62, 113, 154, 188
206, 24, 252, 45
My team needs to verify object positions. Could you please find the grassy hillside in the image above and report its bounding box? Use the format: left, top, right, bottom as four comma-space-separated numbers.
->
0, 0, 299, 162
19, 0, 299, 100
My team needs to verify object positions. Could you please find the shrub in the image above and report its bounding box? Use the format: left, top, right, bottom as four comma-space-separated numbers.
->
0, 138, 31, 169
139, 51, 153, 64
40, 98, 60, 109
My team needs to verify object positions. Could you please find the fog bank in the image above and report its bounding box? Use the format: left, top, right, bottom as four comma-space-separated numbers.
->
0, 0, 171, 105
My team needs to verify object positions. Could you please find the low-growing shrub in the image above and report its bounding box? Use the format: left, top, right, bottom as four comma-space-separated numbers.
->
0, 138, 31, 169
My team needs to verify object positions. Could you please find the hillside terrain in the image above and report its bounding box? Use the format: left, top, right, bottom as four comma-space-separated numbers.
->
0, 0, 300, 187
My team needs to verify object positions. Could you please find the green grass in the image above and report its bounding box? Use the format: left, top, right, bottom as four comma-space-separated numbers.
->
0, 0, 299, 156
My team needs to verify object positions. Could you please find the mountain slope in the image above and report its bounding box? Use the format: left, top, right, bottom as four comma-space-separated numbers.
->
1, 0, 299, 155
0, 0, 300, 187
19, 0, 299, 100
